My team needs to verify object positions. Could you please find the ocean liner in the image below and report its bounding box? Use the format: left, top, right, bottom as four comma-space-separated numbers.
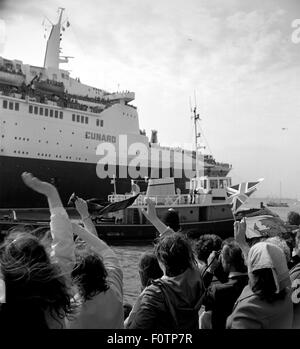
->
0, 8, 232, 209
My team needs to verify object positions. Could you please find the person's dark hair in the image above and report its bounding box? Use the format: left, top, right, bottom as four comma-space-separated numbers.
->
0, 232, 74, 328
162, 209, 180, 232
221, 239, 247, 273
71, 250, 109, 301
250, 268, 287, 303
194, 234, 223, 263
287, 211, 300, 226
155, 233, 196, 277
138, 251, 163, 289
123, 302, 132, 319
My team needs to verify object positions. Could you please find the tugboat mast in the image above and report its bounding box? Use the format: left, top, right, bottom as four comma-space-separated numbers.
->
191, 99, 205, 177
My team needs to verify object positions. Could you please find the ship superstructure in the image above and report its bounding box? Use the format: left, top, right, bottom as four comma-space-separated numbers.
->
0, 8, 231, 208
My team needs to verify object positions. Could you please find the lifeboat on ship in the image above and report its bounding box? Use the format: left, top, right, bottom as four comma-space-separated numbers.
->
0, 69, 25, 87
33, 79, 65, 96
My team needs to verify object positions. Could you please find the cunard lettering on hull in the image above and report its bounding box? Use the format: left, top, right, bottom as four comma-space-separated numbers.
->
85, 131, 116, 143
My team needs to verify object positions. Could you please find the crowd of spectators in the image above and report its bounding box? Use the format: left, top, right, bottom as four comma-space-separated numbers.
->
0, 174, 300, 329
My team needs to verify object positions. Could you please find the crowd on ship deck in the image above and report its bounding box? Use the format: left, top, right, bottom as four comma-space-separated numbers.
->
0, 173, 300, 330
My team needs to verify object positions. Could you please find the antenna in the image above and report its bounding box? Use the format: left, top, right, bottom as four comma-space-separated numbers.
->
191, 92, 205, 153
190, 93, 206, 178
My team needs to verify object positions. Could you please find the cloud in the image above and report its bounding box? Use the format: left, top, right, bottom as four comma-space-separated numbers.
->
0, 18, 5, 53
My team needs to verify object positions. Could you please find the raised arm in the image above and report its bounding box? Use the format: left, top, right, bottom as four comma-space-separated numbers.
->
141, 198, 173, 236
74, 197, 98, 237
21, 172, 75, 278
234, 219, 249, 261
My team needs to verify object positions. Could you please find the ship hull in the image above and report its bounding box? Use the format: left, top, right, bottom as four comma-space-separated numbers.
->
0, 155, 132, 208
0, 155, 194, 208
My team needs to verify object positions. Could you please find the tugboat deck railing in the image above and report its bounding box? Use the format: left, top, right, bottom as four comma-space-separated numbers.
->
108, 194, 203, 207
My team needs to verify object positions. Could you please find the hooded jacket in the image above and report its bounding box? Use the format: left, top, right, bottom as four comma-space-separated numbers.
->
226, 242, 293, 329
126, 267, 205, 330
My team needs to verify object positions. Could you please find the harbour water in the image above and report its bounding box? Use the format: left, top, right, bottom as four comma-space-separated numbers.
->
113, 197, 300, 305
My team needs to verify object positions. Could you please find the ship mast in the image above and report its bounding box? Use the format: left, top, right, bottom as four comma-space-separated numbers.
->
191, 97, 205, 177
43, 8, 69, 70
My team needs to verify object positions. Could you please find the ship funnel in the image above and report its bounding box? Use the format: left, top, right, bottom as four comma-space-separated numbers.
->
151, 130, 158, 144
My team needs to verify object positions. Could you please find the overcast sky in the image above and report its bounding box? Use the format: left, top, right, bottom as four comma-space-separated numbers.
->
1, 0, 300, 198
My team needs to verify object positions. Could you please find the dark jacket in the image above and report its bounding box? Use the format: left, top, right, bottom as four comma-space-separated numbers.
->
203, 273, 249, 329
126, 267, 205, 330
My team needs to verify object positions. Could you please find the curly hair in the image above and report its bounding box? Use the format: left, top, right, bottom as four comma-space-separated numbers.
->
71, 249, 109, 301
0, 232, 74, 328
194, 234, 223, 263
155, 233, 196, 277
